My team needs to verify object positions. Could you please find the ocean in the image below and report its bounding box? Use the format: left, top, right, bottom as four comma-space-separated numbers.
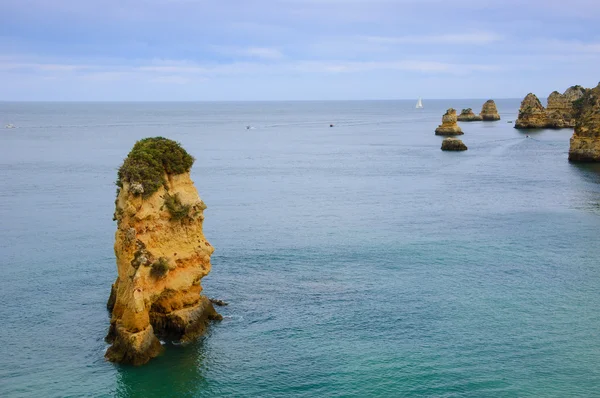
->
1, 100, 600, 397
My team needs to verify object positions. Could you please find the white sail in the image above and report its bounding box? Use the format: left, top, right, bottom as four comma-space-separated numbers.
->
416, 98, 423, 109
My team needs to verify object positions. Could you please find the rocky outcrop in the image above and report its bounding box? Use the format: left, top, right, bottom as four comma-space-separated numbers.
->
105, 137, 221, 365
546, 85, 586, 128
516, 86, 586, 129
480, 100, 500, 121
441, 137, 468, 151
435, 108, 463, 135
515, 93, 547, 129
569, 83, 600, 162
457, 108, 483, 122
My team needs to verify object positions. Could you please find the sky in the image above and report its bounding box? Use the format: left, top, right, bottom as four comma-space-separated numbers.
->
1, 0, 599, 101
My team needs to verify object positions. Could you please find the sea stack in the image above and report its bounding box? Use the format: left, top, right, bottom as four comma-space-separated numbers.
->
457, 108, 483, 122
105, 137, 221, 365
568, 83, 600, 162
441, 137, 468, 151
546, 85, 586, 128
435, 108, 463, 135
480, 100, 501, 121
515, 93, 547, 129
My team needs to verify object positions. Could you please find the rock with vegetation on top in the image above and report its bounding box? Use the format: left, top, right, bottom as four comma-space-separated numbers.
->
435, 108, 463, 135
105, 137, 222, 366
457, 108, 483, 122
546, 85, 586, 128
569, 83, 600, 162
515, 93, 547, 129
441, 137, 468, 151
480, 100, 501, 121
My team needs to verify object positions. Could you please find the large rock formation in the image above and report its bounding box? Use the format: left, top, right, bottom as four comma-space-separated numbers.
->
105, 137, 221, 365
441, 137, 468, 151
457, 108, 483, 122
569, 83, 600, 162
516, 86, 586, 129
480, 100, 500, 121
435, 108, 463, 135
546, 85, 586, 128
515, 93, 547, 129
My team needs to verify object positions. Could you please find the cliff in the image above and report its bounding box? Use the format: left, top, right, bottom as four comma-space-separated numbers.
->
546, 85, 586, 128
569, 83, 600, 162
105, 137, 221, 365
480, 100, 501, 121
435, 108, 463, 135
515, 93, 547, 129
457, 108, 483, 122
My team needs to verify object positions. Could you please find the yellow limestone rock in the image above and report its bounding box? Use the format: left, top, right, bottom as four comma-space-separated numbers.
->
480, 100, 501, 121
515, 93, 547, 129
457, 108, 483, 122
546, 85, 586, 128
105, 137, 221, 365
435, 108, 463, 135
569, 83, 600, 162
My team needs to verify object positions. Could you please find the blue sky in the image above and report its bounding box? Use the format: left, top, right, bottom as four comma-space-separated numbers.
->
1, 0, 599, 100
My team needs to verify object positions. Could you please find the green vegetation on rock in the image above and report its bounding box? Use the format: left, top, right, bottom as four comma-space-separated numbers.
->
164, 193, 191, 221
150, 257, 170, 279
117, 137, 194, 198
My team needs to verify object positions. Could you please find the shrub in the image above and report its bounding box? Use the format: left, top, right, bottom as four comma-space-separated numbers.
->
150, 257, 170, 279
164, 193, 191, 221
116, 137, 195, 198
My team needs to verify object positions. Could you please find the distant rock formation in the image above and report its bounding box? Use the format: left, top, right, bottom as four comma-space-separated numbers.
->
457, 108, 483, 122
105, 137, 221, 365
569, 83, 600, 162
480, 100, 501, 121
435, 108, 463, 135
515, 93, 547, 129
441, 137, 468, 151
516, 86, 586, 129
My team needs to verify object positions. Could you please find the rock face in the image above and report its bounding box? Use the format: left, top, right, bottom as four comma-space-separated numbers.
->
569, 83, 600, 162
457, 108, 483, 122
546, 85, 586, 128
435, 108, 463, 135
105, 137, 221, 365
480, 100, 501, 121
516, 86, 586, 129
441, 137, 468, 151
515, 93, 547, 129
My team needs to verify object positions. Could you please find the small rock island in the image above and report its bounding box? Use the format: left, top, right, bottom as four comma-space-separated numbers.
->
435, 108, 463, 135
480, 100, 501, 121
457, 108, 483, 122
105, 137, 221, 365
441, 137, 468, 151
569, 83, 600, 162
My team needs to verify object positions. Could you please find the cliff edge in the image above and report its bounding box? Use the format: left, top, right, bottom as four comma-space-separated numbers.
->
569, 83, 600, 162
105, 137, 221, 365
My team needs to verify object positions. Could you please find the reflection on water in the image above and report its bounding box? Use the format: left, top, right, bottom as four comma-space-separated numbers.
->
115, 340, 211, 397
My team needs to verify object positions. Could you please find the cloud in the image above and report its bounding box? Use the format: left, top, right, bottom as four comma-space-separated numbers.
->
211, 46, 284, 60
364, 32, 504, 45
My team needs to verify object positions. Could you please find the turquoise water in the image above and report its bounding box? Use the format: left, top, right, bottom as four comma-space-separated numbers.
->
1, 100, 600, 397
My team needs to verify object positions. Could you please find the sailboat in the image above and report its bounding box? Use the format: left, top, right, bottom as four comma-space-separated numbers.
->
415, 98, 423, 109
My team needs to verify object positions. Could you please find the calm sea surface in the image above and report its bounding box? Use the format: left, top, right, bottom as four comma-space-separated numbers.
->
1, 100, 600, 397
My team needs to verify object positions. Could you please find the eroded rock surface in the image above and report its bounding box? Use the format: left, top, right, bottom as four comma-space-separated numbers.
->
457, 108, 483, 122
105, 137, 221, 365
569, 83, 600, 162
480, 100, 501, 121
435, 108, 463, 135
546, 86, 586, 128
515, 93, 547, 129
441, 137, 468, 151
